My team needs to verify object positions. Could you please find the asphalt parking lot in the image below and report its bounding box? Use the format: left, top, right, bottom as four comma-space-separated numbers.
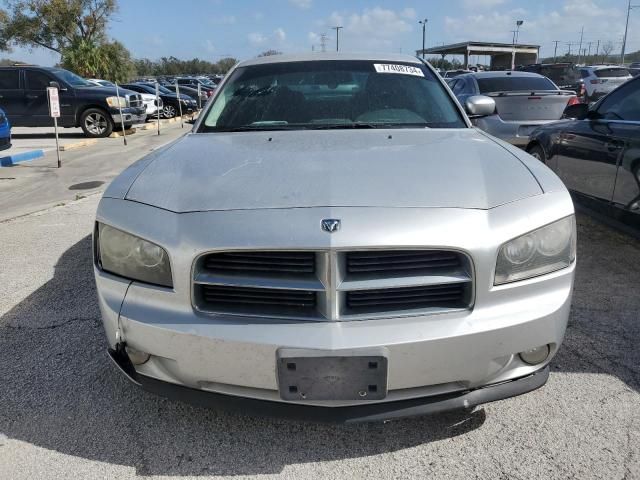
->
0, 148, 638, 479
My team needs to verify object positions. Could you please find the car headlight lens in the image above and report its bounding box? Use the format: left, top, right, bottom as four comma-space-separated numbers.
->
106, 96, 127, 108
495, 216, 576, 285
97, 223, 172, 287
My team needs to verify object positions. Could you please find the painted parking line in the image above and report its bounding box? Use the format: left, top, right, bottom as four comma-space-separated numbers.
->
0, 149, 45, 167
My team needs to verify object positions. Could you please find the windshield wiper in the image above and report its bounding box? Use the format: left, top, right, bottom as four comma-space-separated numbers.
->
309, 123, 379, 130
208, 125, 294, 132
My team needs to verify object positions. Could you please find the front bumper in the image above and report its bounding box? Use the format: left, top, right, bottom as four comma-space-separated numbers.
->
111, 106, 147, 125
95, 194, 575, 418
109, 345, 549, 423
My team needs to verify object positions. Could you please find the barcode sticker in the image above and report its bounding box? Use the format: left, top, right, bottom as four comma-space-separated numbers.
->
374, 64, 425, 77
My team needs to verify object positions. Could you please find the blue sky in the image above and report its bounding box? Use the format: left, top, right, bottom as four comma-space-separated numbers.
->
5, 0, 638, 65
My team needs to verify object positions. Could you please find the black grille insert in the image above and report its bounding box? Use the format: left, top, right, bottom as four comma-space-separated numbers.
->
346, 283, 468, 313
199, 285, 317, 316
202, 251, 315, 276
346, 250, 462, 276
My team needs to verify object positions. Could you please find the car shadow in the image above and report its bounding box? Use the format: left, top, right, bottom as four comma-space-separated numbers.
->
550, 214, 640, 392
0, 235, 485, 476
11, 132, 88, 140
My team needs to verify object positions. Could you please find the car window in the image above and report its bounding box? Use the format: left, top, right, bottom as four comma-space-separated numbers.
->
580, 69, 590, 79
25, 70, 53, 90
540, 66, 580, 84
595, 68, 630, 78
477, 76, 557, 93
0, 70, 20, 89
49, 68, 91, 86
452, 78, 467, 95
597, 79, 640, 121
200, 60, 467, 131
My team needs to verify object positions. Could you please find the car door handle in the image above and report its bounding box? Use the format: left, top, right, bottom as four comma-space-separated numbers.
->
605, 140, 624, 151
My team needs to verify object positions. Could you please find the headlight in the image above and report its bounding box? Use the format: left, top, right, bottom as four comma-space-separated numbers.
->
96, 223, 173, 287
106, 96, 127, 108
495, 216, 576, 285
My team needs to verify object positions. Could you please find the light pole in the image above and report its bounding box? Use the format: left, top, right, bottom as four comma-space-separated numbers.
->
511, 20, 523, 70
331, 26, 343, 52
622, 0, 640, 64
419, 19, 428, 59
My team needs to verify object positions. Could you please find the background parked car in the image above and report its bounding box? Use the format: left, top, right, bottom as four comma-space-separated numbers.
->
443, 69, 472, 79
519, 63, 586, 100
154, 83, 207, 107
579, 66, 633, 102
87, 78, 115, 88
0, 66, 146, 137
173, 77, 216, 97
527, 75, 640, 229
120, 83, 195, 118
0, 106, 11, 151
448, 71, 578, 145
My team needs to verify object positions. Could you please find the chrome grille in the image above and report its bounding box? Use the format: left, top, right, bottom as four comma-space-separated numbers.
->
193, 250, 473, 320
126, 93, 143, 108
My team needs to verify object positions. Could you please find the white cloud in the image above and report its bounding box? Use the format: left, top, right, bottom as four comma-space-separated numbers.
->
463, 0, 507, 8
289, 0, 312, 9
248, 32, 267, 46
317, 7, 414, 51
274, 28, 287, 42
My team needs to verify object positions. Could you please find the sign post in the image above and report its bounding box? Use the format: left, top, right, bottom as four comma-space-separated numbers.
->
174, 82, 184, 128
46, 86, 62, 168
156, 83, 161, 135
114, 83, 128, 146
197, 83, 202, 110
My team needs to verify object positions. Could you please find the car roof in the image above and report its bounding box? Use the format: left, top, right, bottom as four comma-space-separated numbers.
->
583, 65, 628, 70
237, 52, 422, 68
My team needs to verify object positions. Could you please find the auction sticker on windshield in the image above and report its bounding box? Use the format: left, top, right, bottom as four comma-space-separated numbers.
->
374, 64, 425, 77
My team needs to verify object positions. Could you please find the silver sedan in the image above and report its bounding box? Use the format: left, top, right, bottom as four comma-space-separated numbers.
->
94, 53, 576, 422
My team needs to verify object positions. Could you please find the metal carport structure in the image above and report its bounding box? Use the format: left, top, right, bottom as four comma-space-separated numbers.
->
417, 41, 540, 70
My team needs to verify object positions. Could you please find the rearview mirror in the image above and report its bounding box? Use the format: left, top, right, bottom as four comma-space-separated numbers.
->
563, 103, 589, 120
465, 95, 496, 117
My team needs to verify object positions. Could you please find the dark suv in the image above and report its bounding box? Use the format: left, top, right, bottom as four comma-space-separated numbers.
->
0, 65, 146, 137
519, 63, 585, 100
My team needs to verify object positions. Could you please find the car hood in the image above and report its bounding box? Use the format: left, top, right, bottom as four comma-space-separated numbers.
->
123, 129, 542, 212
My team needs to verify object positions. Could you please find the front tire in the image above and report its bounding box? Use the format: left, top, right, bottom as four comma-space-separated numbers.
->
162, 104, 177, 118
527, 144, 546, 163
80, 108, 114, 138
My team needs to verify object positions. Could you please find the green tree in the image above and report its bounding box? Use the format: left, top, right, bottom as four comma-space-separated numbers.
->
0, 0, 117, 54
99, 40, 135, 82
215, 57, 237, 73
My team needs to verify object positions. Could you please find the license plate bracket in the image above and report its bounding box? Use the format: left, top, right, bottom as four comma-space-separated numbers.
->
277, 351, 388, 401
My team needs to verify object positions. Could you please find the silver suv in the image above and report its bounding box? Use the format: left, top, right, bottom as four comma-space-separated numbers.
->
94, 53, 576, 422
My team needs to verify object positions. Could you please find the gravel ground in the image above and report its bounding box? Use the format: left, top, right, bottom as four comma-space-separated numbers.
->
0, 196, 638, 480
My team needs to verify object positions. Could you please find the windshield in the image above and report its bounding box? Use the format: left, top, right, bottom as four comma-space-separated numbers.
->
141, 83, 172, 94
478, 76, 557, 93
51, 68, 92, 87
200, 60, 466, 132
595, 68, 630, 78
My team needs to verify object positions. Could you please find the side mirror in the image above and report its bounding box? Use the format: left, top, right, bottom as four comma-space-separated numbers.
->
465, 95, 496, 117
563, 103, 589, 120
49, 81, 67, 91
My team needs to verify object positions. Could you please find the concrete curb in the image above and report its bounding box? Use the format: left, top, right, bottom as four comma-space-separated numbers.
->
0, 149, 45, 167
109, 128, 137, 138
58, 139, 98, 151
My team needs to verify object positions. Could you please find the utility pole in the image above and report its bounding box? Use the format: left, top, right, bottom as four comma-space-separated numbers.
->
595, 39, 600, 63
331, 26, 343, 52
419, 18, 428, 59
622, 0, 640, 64
553, 40, 560, 62
577, 26, 584, 64
587, 41, 593, 61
